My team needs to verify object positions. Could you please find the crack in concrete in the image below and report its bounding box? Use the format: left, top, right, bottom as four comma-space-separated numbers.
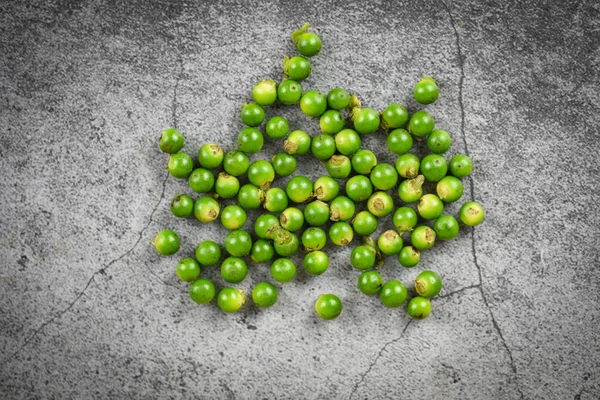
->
440, 2, 523, 398
436, 283, 481, 299
2, 172, 169, 365
348, 320, 412, 400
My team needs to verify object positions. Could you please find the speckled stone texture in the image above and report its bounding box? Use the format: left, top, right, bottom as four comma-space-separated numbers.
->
1, 0, 599, 399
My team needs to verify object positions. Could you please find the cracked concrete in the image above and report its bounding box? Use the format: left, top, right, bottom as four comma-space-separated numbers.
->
1, 0, 600, 399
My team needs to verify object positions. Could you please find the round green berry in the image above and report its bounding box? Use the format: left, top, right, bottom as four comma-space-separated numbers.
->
387, 129, 413, 155
270, 258, 296, 283
315, 294, 342, 320
407, 296, 432, 320
367, 191, 394, 218
329, 222, 354, 246
300, 90, 327, 117
293, 23, 322, 57
398, 175, 425, 203
304, 200, 330, 227
351, 245, 376, 270
188, 168, 214, 194
352, 211, 378, 236
272, 152, 297, 176
195, 240, 221, 266
418, 194, 444, 220
194, 197, 220, 223
238, 127, 264, 154
460, 201, 485, 226
152, 230, 180, 256
381, 104, 408, 130
433, 215, 460, 240
352, 149, 377, 175
408, 111, 435, 138
251, 239, 275, 264
335, 128, 361, 156
326, 155, 352, 179
264, 188, 289, 213
329, 196, 356, 221
346, 175, 373, 202
301, 227, 327, 252
254, 214, 280, 239
304, 251, 329, 275
277, 79, 303, 105
224, 229, 253, 257
421, 154, 448, 182
398, 246, 420, 268
280, 207, 304, 232
358, 270, 383, 295
272, 229, 300, 257
311, 134, 336, 160
395, 154, 420, 179
252, 79, 277, 106
220, 256, 248, 284
189, 279, 215, 304
427, 129, 452, 154
327, 88, 350, 110
449, 154, 473, 178
436, 176, 463, 203
353, 108, 380, 135
370, 162, 399, 190
377, 230, 403, 256
215, 172, 240, 199
170, 194, 194, 218
380, 280, 407, 308
220, 205, 247, 230
198, 143, 224, 169
238, 184, 265, 210
414, 77, 439, 105
286, 176, 313, 203
393, 206, 418, 233
266, 116, 290, 140
159, 128, 184, 154
313, 176, 339, 201
248, 160, 275, 189
411, 226, 436, 250
415, 270, 442, 298
284, 130, 311, 155
168, 152, 194, 179
223, 150, 249, 177
320, 110, 345, 134
217, 287, 246, 313
176, 258, 200, 283
284, 55, 311, 81
252, 282, 278, 308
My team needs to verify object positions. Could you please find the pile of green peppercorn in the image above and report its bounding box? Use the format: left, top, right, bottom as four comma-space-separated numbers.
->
152, 23, 485, 320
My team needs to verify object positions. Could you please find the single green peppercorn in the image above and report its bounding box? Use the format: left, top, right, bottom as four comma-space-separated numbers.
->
252, 282, 278, 308
280, 207, 304, 232
329, 221, 354, 246
408, 111, 435, 138
254, 214, 280, 239
152, 230, 180, 256
272, 228, 300, 257
300, 90, 327, 117
387, 129, 413, 155
264, 187, 289, 213
284, 55, 311, 81
266, 116, 290, 140
358, 270, 383, 295
346, 175, 373, 202
411, 226, 436, 250
329, 196, 356, 221
370, 163, 399, 190
176, 258, 201, 283
352, 108, 380, 135
225, 230, 253, 257
351, 245, 376, 270
238, 184, 265, 210
433, 215, 460, 240
335, 128, 361, 155
304, 251, 329, 275
319, 110, 345, 134
189, 279, 216, 304
414, 77, 439, 105
381, 104, 409, 130
421, 154, 448, 182
277, 79, 303, 105
460, 201, 485, 226
418, 194, 444, 220
251, 239, 275, 264
352, 149, 377, 175
194, 196, 220, 223
380, 280, 408, 308
326, 155, 352, 179
252, 79, 277, 106
215, 172, 240, 199
304, 200, 330, 226
188, 168, 214, 194
168, 152, 194, 179
198, 143, 224, 169
427, 130, 452, 154
353, 211, 378, 236
407, 296, 431, 320
217, 287, 246, 313
171, 194, 194, 218
436, 176, 463, 203
367, 191, 394, 218
195, 240, 221, 266
270, 258, 297, 283
302, 227, 327, 252
286, 176, 313, 203
311, 133, 337, 160
415, 270, 443, 298
220, 205, 247, 230
398, 175, 425, 203
292, 23, 322, 57
393, 206, 418, 233
315, 294, 342, 320
395, 154, 420, 179
327, 88, 350, 110
398, 246, 420, 268
313, 176, 340, 202
159, 128, 184, 154
238, 127, 264, 154
223, 150, 249, 177
449, 154, 473, 178
377, 230, 403, 256
248, 160, 275, 189
272, 152, 297, 177
284, 130, 311, 155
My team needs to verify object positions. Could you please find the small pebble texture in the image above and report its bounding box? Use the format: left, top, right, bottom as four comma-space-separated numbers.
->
1, 0, 599, 399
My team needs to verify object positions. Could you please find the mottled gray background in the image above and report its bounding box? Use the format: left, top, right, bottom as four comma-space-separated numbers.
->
1, 0, 599, 399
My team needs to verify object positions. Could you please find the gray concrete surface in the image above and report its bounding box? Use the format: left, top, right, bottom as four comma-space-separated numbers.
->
1, 0, 599, 399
